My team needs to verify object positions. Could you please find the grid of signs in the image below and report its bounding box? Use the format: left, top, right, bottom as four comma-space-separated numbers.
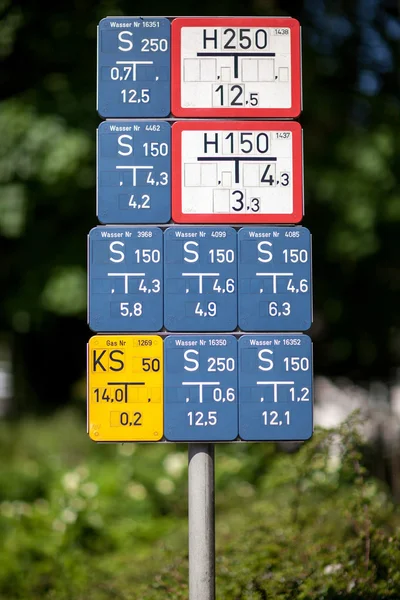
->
88, 16, 313, 443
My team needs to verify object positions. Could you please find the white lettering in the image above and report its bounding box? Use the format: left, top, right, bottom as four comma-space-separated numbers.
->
109, 22, 133, 28
100, 231, 124, 238
109, 241, 125, 263
118, 134, 133, 156
184, 350, 199, 372
118, 31, 134, 52
258, 349, 274, 371
109, 125, 133, 132
174, 231, 198, 238
248, 231, 271, 238
257, 241, 273, 263
183, 241, 199, 263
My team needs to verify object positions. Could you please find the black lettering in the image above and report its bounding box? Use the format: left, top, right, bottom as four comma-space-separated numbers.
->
223, 28, 235, 49
204, 133, 219, 154
109, 350, 124, 371
93, 350, 107, 372
203, 28, 217, 49
133, 412, 142, 426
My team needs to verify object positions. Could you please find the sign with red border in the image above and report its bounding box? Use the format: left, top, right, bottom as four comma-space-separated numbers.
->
171, 121, 303, 224
171, 17, 301, 118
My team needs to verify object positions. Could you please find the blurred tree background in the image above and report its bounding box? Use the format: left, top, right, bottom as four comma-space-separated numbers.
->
1, 2, 400, 599
1, 0, 400, 416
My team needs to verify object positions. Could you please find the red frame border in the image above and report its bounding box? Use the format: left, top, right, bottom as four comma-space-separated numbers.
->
171, 120, 303, 224
171, 17, 301, 118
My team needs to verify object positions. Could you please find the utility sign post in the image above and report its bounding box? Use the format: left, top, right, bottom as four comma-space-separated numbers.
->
93, 15, 310, 600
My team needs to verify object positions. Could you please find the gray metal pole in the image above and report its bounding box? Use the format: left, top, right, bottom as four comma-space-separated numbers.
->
188, 443, 215, 600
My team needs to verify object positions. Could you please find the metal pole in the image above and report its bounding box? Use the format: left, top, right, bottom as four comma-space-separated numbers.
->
188, 443, 215, 600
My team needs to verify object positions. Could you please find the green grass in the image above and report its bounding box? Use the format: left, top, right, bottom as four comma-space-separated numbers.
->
0, 410, 399, 599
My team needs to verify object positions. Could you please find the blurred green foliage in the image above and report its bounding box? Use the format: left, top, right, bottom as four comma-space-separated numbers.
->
0, 411, 398, 599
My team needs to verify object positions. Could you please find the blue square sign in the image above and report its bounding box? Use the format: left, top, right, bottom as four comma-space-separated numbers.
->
97, 17, 171, 118
97, 121, 171, 224
164, 335, 238, 441
238, 227, 312, 331
238, 334, 313, 441
88, 226, 163, 332
164, 227, 238, 332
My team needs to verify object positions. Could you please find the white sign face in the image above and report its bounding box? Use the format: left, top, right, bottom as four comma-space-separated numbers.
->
172, 122, 303, 224
171, 18, 301, 118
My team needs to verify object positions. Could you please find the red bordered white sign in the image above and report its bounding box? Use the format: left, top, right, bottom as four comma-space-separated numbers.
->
171, 17, 302, 118
172, 121, 303, 224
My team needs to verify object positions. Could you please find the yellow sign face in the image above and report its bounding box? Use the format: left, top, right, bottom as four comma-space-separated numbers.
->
87, 335, 163, 442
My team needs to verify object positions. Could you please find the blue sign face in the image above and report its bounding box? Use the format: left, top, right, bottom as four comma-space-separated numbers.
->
164, 335, 238, 441
97, 17, 171, 118
97, 121, 171, 224
238, 227, 312, 331
164, 227, 238, 332
238, 335, 313, 441
88, 227, 163, 332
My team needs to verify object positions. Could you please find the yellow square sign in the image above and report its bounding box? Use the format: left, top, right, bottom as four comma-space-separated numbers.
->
87, 335, 163, 442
